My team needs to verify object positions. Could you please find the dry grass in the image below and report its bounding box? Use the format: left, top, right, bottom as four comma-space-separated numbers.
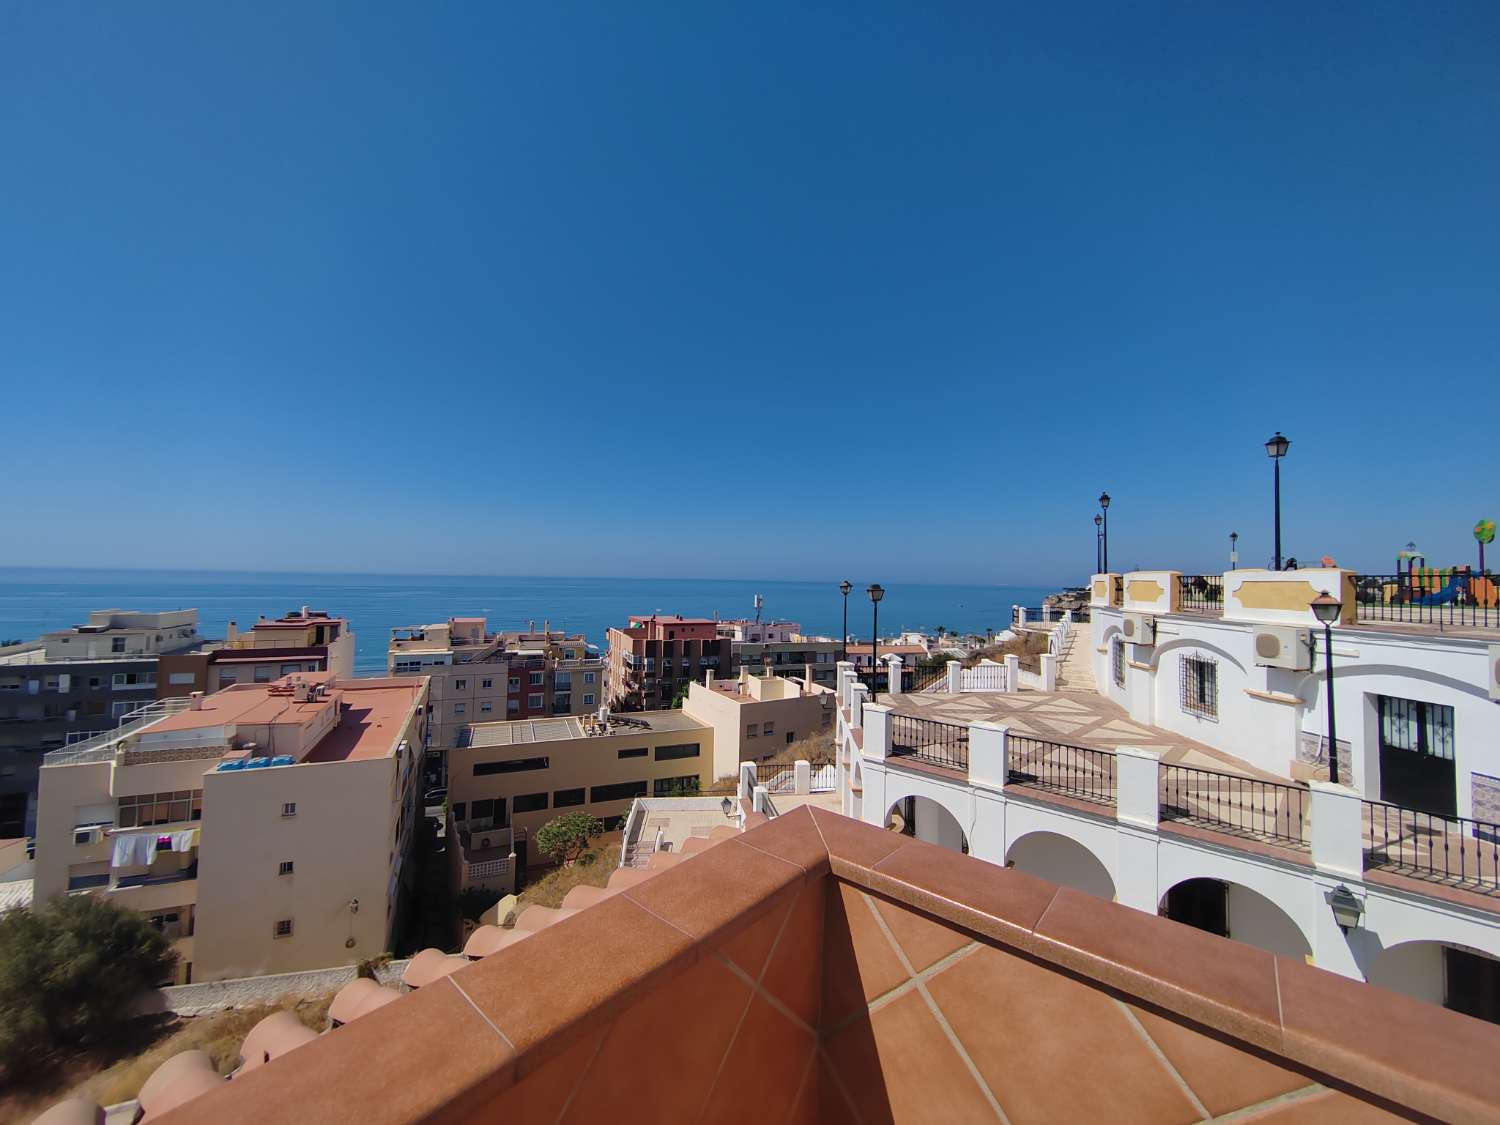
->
516, 842, 621, 910
963, 631, 1050, 671
87, 992, 334, 1107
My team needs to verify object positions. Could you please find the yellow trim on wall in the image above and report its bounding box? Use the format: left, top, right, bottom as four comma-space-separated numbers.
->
1126, 579, 1165, 604
1235, 579, 1324, 613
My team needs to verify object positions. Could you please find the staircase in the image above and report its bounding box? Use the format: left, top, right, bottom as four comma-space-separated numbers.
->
1055, 623, 1096, 692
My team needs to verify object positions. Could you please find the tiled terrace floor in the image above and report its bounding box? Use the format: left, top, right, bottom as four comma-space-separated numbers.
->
883, 689, 1282, 779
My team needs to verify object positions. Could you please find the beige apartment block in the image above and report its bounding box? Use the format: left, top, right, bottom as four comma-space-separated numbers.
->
684, 669, 836, 778
449, 711, 714, 858
157, 608, 355, 699
34, 673, 428, 984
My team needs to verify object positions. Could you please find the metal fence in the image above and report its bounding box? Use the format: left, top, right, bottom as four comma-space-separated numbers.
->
889, 715, 968, 771
1177, 575, 1225, 614
756, 762, 796, 791
1352, 572, 1500, 629
1363, 801, 1500, 892
855, 666, 913, 695
1012, 606, 1047, 627
1005, 735, 1116, 806
912, 665, 948, 693
1159, 765, 1308, 847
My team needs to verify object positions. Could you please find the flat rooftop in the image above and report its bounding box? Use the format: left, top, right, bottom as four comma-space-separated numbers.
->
466, 709, 706, 748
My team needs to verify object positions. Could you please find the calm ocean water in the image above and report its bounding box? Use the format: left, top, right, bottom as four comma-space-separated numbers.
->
0, 569, 1056, 675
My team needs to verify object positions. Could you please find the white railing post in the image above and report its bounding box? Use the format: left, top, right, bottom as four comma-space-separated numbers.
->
969, 721, 1008, 791
1040, 653, 1057, 692
863, 703, 890, 762
1114, 747, 1161, 829
884, 654, 904, 695
794, 759, 811, 794
738, 761, 756, 801
945, 659, 961, 694
835, 660, 855, 707
1017, 607, 1028, 628
850, 682, 868, 729
752, 785, 771, 815
1309, 781, 1364, 880
1003, 654, 1019, 693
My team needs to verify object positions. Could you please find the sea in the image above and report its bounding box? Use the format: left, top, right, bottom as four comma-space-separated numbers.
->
0, 569, 1058, 676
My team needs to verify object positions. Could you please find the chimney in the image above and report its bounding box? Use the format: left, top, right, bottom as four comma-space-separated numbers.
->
529, 620, 536, 634
301, 605, 310, 618
226, 621, 238, 645
543, 619, 550, 636
805, 663, 813, 692
189, 691, 204, 711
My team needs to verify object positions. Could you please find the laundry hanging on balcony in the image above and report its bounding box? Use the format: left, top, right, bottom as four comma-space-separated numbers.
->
111, 832, 156, 867
170, 829, 198, 852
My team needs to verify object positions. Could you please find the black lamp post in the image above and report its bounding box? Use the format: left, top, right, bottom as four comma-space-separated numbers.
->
1094, 514, 1103, 573
1098, 493, 1111, 572
839, 580, 852, 664
867, 584, 884, 687
1265, 432, 1290, 570
1311, 590, 1342, 785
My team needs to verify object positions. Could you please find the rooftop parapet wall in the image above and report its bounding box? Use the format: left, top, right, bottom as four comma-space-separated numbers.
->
1121, 570, 1180, 614
157, 807, 1500, 1125
1223, 568, 1357, 627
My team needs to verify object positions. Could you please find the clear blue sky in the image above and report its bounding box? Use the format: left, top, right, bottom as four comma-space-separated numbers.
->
3, 3, 1497, 585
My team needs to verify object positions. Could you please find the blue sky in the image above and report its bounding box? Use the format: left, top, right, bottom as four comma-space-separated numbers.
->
2, 3, 1497, 585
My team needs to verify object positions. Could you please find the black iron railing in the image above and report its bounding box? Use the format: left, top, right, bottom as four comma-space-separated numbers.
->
1177, 575, 1225, 614
755, 761, 795, 789
1363, 801, 1500, 892
1069, 607, 1091, 623
889, 715, 968, 771
912, 665, 948, 693
1159, 765, 1307, 847
1352, 572, 1500, 629
1012, 606, 1046, 627
855, 667, 913, 695
1006, 735, 1116, 806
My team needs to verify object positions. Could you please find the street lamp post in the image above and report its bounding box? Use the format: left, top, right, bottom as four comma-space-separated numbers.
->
839, 580, 852, 664
1311, 591, 1342, 785
1230, 531, 1239, 569
1265, 432, 1290, 570
1094, 514, 1103, 573
1098, 493, 1111, 572
867, 584, 885, 690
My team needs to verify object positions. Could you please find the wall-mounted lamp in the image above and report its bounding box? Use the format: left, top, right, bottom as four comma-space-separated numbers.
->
720, 796, 734, 818
1324, 884, 1363, 932
348, 898, 360, 915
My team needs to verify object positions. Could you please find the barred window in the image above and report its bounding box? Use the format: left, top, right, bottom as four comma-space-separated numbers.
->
1180, 655, 1218, 721
1111, 639, 1125, 688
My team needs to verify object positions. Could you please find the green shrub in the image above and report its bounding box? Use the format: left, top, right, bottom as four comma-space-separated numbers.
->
534, 812, 604, 865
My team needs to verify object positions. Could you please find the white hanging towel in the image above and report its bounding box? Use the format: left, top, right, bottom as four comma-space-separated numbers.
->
112, 832, 154, 867
172, 829, 198, 853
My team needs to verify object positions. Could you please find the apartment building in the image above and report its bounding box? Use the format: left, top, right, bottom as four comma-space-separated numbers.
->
684, 669, 836, 777
604, 614, 731, 711
34, 672, 428, 983
714, 618, 802, 644
157, 608, 354, 699
0, 610, 203, 838
449, 710, 714, 868
387, 619, 603, 791
730, 638, 842, 685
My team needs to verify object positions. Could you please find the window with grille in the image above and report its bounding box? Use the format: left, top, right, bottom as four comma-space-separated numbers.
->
278, 860, 294, 876
273, 919, 293, 938
1180, 655, 1218, 721
1378, 696, 1454, 759
1111, 640, 1125, 687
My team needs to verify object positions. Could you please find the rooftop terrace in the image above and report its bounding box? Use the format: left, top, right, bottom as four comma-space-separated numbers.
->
466, 709, 705, 747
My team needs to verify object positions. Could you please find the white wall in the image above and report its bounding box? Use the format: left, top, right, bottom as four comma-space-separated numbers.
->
1006, 831, 1114, 900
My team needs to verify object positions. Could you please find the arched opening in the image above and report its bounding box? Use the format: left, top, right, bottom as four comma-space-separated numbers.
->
1158, 878, 1310, 961
1006, 832, 1114, 900
886, 795, 967, 855
850, 760, 863, 820
1369, 941, 1500, 1025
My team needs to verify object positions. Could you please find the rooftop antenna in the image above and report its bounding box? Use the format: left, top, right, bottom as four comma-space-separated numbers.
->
753, 593, 763, 625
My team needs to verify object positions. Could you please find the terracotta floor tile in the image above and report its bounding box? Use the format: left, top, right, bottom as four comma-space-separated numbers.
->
699, 994, 817, 1123
1237, 1088, 1410, 1123
739, 805, 831, 874
821, 881, 910, 1028
926, 944, 1200, 1125
624, 838, 802, 945
760, 878, 825, 1027
451, 895, 695, 1058
1032, 887, 1282, 1051
823, 990, 997, 1124
460, 1022, 606, 1124
809, 805, 913, 870
1128, 1003, 1310, 1116
560, 955, 752, 1123
816, 1051, 861, 1125
715, 885, 795, 982
869, 893, 972, 973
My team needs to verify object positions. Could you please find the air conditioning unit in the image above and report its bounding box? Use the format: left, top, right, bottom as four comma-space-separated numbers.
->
1489, 644, 1500, 702
1252, 625, 1312, 670
73, 826, 101, 846
1121, 613, 1156, 645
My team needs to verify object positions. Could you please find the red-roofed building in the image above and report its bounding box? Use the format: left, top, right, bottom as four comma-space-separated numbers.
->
605, 614, 732, 712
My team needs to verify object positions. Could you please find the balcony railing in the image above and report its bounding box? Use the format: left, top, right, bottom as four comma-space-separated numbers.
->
911, 665, 948, 693
889, 716, 968, 771
43, 697, 194, 766
1352, 572, 1500, 629
1159, 764, 1308, 848
756, 762, 796, 792
1011, 606, 1046, 627
1362, 801, 1500, 893
1006, 735, 1116, 806
1176, 575, 1225, 614
855, 667, 913, 695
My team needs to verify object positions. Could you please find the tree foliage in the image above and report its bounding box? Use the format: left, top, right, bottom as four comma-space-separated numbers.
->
0, 895, 175, 1073
534, 813, 604, 865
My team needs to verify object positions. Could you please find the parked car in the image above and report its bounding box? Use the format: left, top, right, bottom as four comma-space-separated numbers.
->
423, 787, 447, 806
